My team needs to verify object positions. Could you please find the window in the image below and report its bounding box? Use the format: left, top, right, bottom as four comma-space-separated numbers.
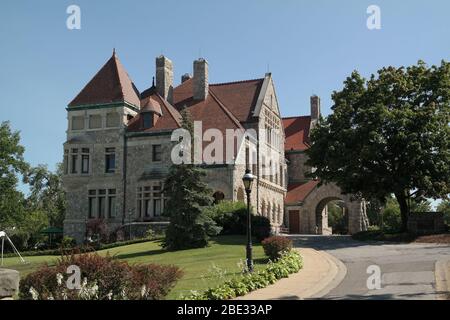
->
71, 148, 78, 174
72, 116, 84, 130
152, 144, 162, 162
87, 189, 116, 219
98, 189, 106, 218
136, 182, 166, 219
81, 148, 90, 174
63, 149, 69, 174
89, 114, 102, 129
106, 113, 120, 128
108, 189, 116, 218
143, 113, 153, 129
105, 148, 116, 173
88, 190, 96, 219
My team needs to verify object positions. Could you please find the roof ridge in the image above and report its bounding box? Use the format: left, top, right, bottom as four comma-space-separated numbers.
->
210, 78, 264, 87
154, 93, 182, 127
209, 90, 244, 129
282, 115, 311, 120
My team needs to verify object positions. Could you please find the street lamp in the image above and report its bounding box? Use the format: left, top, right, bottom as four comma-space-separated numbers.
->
242, 168, 255, 272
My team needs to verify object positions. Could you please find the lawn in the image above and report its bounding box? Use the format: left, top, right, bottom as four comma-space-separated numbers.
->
1, 235, 267, 299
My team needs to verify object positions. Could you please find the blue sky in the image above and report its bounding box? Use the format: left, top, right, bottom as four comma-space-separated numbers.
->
0, 0, 449, 178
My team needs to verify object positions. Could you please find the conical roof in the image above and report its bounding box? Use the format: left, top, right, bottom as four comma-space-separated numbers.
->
68, 51, 140, 108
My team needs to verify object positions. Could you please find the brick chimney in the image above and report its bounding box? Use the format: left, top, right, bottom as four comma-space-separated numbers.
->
193, 58, 208, 100
155, 55, 173, 103
310, 95, 321, 121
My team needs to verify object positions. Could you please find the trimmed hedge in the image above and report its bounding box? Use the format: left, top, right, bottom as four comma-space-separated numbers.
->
184, 250, 303, 300
3, 237, 159, 258
261, 236, 293, 260
205, 201, 271, 241
19, 252, 182, 300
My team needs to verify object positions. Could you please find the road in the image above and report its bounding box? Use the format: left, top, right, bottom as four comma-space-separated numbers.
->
290, 235, 450, 300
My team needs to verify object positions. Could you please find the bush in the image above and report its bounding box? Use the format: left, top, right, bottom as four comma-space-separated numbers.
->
19, 252, 183, 300
186, 250, 303, 300
205, 201, 271, 241
261, 236, 292, 260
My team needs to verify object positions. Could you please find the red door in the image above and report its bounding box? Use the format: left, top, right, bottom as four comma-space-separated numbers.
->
289, 210, 300, 234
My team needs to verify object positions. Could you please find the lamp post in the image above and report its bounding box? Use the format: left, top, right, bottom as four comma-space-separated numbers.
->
242, 168, 255, 272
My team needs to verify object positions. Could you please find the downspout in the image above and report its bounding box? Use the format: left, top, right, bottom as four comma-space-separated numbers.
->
122, 130, 128, 225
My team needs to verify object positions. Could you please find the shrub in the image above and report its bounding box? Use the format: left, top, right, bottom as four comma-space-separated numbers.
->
261, 236, 292, 260
186, 251, 303, 300
206, 201, 271, 241
19, 252, 182, 300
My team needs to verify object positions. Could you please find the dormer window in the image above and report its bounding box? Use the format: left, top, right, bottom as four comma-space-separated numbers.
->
143, 113, 153, 129
139, 96, 162, 130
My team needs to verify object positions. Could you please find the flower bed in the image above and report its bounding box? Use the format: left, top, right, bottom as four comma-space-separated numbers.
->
19, 252, 182, 300
185, 250, 303, 300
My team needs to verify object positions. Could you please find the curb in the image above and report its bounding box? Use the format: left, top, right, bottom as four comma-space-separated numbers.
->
435, 260, 450, 300
236, 248, 346, 300
308, 251, 347, 299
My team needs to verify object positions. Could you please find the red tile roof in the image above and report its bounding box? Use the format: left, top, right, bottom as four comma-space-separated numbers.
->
68, 52, 140, 108
172, 78, 264, 123
285, 180, 320, 204
282, 116, 311, 151
127, 92, 181, 132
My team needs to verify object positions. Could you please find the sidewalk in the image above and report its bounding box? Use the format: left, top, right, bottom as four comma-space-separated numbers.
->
435, 260, 450, 300
237, 248, 346, 300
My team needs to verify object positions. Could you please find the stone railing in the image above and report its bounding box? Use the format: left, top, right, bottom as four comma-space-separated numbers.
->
0, 269, 20, 300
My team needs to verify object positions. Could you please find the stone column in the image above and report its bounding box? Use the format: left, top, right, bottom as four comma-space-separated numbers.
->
0, 269, 20, 300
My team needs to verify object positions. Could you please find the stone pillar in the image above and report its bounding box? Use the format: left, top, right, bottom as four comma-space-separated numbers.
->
0, 269, 20, 300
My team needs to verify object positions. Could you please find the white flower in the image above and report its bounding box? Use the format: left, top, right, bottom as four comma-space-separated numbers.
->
56, 273, 64, 286
141, 285, 147, 298
106, 291, 113, 300
29, 287, 39, 300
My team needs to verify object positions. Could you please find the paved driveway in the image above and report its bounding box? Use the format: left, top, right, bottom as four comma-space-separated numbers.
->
290, 235, 450, 300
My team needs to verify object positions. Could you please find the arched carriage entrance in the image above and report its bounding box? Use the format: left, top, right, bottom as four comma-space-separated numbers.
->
315, 197, 349, 235
286, 182, 369, 235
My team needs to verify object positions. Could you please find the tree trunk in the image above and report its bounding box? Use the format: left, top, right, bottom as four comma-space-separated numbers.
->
395, 192, 409, 232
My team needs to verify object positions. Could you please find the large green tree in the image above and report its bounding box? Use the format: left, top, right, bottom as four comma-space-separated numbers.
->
162, 109, 221, 250
437, 200, 450, 225
0, 121, 29, 229
24, 163, 66, 228
307, 61, 450, 231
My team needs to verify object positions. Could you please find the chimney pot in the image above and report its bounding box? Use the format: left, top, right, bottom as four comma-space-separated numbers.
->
181, 73, 191, 83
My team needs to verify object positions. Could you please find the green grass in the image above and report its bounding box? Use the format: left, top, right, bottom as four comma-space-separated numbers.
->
1, 235, 267, 299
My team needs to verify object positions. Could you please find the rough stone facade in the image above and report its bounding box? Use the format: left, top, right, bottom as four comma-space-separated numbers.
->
62, 53, 368, 243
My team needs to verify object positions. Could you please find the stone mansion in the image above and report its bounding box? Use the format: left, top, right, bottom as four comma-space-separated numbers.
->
62, 52, 368, 243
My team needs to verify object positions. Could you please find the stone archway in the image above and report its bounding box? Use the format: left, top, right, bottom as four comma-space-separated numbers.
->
213, 191, 225, 204
315, 197, 349, 235
299, 182, 369, 235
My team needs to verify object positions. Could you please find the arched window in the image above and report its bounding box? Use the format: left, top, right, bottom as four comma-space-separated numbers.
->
213, 191, 225, 204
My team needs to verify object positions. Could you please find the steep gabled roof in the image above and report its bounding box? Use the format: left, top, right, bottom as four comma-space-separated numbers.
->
172, 78, 264, 123
68, 52, 140, 108
285, 180, 320, 204
282, 116, 311, 151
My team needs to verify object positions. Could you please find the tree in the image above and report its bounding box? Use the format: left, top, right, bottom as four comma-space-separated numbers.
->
162, 109, 221, 250
0, 121, 29, 229
437, 200, 450, 225
307, 61, 450, 231
24, 163, 66, 227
